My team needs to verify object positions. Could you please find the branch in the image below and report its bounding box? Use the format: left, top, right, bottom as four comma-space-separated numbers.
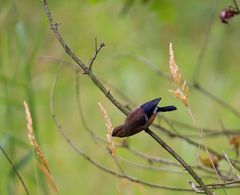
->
0, 144, 30, 195
42, 0, 128, 116
153, 124, 240, 171
88, 38, 105, 70
193, 83, 240, 118
198, 179, 240, 189
192, 0, 217, 82
125, 145, 234, 180
233, 0, 240, 13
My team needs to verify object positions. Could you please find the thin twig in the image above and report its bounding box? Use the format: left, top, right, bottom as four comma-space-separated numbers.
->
223, 152, 240, 180
192, 0, 217, 82
164, 117, 240, 136
75, 71, 103, 141
153, 124, 240, 171
204, 146, 227, 195
88, 38, 105, 70
233, 0, 240, 13
117, 156, 219, 179
198, 179, 240, 189
0, 144, 30, 195
193, 83, 240, 118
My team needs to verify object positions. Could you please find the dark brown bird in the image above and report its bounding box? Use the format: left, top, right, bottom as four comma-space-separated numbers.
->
112, 98, 177, 137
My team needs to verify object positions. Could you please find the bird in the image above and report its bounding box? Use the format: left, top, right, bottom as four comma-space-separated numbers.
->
112, 98, 177, 137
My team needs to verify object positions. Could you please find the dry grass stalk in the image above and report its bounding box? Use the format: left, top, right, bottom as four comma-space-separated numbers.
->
223, 152, 240, 180
24, 101, 51, 174
98, 102, 115, 156
169, 42, 189, 107
36, 162, 59, 193
169, 42, 181, 85
168, 43, 208, 170
24, 101, 59, 194
204, 146, 226, 194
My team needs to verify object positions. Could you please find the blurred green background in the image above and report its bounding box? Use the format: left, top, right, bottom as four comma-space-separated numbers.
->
1, 0, 240, 194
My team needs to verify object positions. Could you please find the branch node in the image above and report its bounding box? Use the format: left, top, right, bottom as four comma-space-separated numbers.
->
50, 22, 60, 30
82, 67, 91, 75
64, 45, 69, 53
106, 90, 111, 98
189, 181, 202, 193
100, 42, 106, 47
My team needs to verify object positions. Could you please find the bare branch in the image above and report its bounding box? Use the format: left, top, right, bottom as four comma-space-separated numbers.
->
223, 152, 240, 180
0, 144, 30, 195
198, 179, 240, 189
153, 124, 240, 171
204, 146, 227, 195
192, 0, 217, 82
233, 0, 240, 13
42, 0, 128, 115
88, 38, 105, 70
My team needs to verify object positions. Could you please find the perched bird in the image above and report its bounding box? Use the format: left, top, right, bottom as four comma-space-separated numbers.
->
112, 98, 177, 137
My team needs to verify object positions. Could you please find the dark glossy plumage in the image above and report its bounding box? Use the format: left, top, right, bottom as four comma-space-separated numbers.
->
112, 98, 177, 138
140, 98, 161, 118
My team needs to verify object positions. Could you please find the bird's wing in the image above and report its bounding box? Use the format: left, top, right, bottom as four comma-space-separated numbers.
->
140, 98, 161, 118
125, 108, 148, 130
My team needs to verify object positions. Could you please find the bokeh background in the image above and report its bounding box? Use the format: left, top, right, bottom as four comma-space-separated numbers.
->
1, 0, 240, 194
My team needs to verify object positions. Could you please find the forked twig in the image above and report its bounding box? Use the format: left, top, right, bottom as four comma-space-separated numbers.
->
88, 38, 105, 70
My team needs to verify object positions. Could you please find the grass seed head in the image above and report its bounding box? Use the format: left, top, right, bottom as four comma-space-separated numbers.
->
98, 102, 115, 156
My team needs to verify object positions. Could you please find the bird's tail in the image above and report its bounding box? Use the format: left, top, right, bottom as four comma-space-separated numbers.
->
112, 124, 126, 137
157, 106, 177, 112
